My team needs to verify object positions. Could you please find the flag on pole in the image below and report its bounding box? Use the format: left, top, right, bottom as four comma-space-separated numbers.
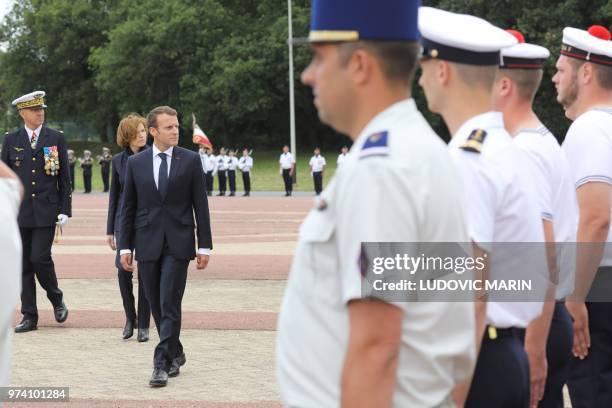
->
192, 114, 212, 149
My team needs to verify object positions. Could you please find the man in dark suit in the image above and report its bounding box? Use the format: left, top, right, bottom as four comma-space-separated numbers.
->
0, 90, 70, 333
119, 106, 212, 387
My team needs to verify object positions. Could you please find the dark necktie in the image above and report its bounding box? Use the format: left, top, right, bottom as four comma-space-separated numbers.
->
158, 152, 168, 199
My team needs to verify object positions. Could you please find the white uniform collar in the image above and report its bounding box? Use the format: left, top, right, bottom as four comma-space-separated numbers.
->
449, 111, 504, 148
152, 144, 173, 157
25, 125, 42, 138
351, 98, 417, 152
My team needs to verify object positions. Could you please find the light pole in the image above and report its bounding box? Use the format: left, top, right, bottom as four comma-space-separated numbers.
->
287, 0, 297, 181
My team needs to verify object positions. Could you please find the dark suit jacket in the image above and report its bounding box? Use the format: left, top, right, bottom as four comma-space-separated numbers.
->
118, 146, 212, 262
106, 146, 148, 236
1, 126, 72, 228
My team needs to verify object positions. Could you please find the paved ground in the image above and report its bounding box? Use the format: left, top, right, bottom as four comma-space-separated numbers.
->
7, 193, 313, 407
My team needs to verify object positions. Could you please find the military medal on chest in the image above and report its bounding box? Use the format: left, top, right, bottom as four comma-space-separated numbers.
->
43, 146, 60, 176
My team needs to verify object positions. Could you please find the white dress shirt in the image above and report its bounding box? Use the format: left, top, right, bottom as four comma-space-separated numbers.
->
120, 144, 210, 256
238, 156, 254, 172
25, 125, 42, 146
279, 152, 295, 169
309, 155, 326, 172
228, 156, 239, 171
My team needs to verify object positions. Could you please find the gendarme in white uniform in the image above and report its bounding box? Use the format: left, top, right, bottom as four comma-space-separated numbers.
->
448, 112, 547, 328
277, 99, 476, 408
514, 126, 578, 299
238, 156, 253, 172
309, 155, 326, 172
562, 108, 612, 266
336, 152, 349, 168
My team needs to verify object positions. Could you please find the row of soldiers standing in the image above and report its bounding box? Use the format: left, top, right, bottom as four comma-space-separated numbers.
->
66, 148, 113, 193
198, 147, 253, 196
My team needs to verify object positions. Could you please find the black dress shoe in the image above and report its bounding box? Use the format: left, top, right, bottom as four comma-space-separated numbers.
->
229, 192, 235, 196
149, 368, 168, 387
137, 328, 149, 342
122, 319, 135, 339
168, 352, 186, 377
15, 319, 37, 333
54, 302, 69, 323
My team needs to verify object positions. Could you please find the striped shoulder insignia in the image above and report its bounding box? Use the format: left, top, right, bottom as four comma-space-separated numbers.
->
360, 131, 389, 159
459, 129, 487, 153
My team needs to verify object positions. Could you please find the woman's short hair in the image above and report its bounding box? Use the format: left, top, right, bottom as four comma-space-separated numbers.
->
116, 114, 147, 148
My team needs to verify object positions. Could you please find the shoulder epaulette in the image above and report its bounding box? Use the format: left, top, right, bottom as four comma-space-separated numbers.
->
459, 129, 487, 153
360, 131, 389, 159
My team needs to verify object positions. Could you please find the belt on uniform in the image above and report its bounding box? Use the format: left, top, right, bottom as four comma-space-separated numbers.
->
484, 325, 525, 341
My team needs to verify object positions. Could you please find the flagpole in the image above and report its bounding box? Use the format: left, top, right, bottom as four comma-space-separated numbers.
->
287, 0, 297, 181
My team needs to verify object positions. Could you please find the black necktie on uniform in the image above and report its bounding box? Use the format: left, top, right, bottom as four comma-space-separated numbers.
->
158, 152, 168, 199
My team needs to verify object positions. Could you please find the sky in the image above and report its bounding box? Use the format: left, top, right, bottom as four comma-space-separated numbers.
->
0, 0, 12, 23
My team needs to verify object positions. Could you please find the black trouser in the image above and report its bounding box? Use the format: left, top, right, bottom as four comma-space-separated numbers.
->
282, 169, 292, 194
218, 170, 227, 194
19, 227, 63, 322
313, 171, 323, 195
115, 251, 150, 329
101, 167, 110, 192
228, 170, 236, 193
83, 168, 92, 193
242, 171, 251, 194
69, 165, 75, 192
466, 327, 529, 407
568, 267, 612, 408
537, 302, 573, 408
205, 171, 214, 193
138, 245, 189, 371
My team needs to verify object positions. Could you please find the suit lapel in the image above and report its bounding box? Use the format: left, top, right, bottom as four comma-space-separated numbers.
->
34, 127, 48, 152
168, 147, 182, 186
18, 128, 31, 153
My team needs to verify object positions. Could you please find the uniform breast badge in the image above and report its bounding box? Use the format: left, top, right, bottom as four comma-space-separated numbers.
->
43, 146, 60, 176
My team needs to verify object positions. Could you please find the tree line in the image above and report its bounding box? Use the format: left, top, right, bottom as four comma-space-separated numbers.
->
0, 0, 610, 149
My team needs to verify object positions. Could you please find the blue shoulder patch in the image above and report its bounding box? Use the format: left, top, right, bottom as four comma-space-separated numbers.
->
360, 131, 389, 159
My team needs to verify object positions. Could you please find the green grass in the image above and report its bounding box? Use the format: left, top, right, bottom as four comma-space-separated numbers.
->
67, 142, 340, 192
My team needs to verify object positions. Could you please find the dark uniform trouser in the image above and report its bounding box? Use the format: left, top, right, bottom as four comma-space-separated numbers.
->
69, 165, 75, 192
205, 171, 214, 193
115, 251, 150, 329
466, 327, 529, 408
218, 170, 227, 193
83, 168, 92, 193
282, 169, 292, 194
568, 267, 612, 408
138, 244, 189, 371
242, 171, 251, 193
537, 302, 573, 408
313, 171, 323, 195
228, 170, 236, 193
19, 227, 63, 321
101, 167, 110, 192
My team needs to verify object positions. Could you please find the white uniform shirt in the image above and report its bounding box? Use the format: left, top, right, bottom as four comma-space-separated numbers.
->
562, 108, 612, 266
199, 151, 208, 173
227, 156, 238, 171
279, 152, 295, 169
309, 155, 326, 172
448, 112, 546, 328
0, 179, 22, 387
336, 152, 349, 168
514, 126, 578, 299
277, 99, 476, 408
217, 155, 229, 171
205, 154, 217, 173
238, 156, 253, 172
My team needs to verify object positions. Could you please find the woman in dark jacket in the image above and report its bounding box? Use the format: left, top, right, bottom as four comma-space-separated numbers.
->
106, 114, 151, 341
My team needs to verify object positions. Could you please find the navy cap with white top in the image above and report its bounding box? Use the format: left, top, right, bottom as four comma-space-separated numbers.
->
304, 0, 420, 43
561, 25, 612, 66
418, 7, 517, 65
500, 30, 550, 69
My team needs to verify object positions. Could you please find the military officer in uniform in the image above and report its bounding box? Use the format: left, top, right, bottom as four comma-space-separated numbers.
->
277, 2, 476, 407
418, 8, 548, 406
227, 149, 238, 196
67, 149, 76, 192
0, 91, 70, 333
237, 148, 253, 196
552, 25, 612, 407
308, 147, 326, 195
98, 147, 112, 192
279, 145, 295, 196
336, 145, 349, 169
80, 150, 94, 193
216, 147, 229, 196
204, 147, 216, 196
493, 32, 578, 407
